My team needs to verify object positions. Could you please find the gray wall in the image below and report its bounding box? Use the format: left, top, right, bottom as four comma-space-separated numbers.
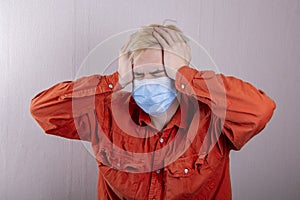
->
1, 0, 299, 199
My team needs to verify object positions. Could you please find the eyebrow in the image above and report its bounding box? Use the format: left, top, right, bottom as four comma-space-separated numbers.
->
133, 71, 145, 76
133, 69, 165, 76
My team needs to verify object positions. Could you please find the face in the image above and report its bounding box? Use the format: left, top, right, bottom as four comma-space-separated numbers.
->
132, 47, 167, 80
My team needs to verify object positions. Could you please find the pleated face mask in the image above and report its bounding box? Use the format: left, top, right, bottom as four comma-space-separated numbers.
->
132, 76, 178, 116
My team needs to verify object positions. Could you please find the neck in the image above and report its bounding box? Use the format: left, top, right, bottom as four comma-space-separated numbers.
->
150, 93, 181, 131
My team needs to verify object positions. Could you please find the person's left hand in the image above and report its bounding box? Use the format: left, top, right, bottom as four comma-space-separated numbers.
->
152, 26, 191, 80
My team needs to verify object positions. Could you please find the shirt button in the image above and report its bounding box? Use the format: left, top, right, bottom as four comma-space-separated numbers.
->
184, 168, 189, 174
156, 169, 161, 174
159, 138, 164, 143
108, 83, 113, 88
181, 84, 185, 89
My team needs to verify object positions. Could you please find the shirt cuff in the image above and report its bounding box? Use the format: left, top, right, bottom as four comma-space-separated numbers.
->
175, 66, 216, 95
100, 71, 123, 93
60, 71, 122, 100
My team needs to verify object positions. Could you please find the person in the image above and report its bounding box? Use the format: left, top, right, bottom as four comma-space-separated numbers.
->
30, 24, 276, 200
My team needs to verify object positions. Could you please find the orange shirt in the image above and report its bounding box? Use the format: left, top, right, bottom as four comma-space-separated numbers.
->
30, 66, 276, 200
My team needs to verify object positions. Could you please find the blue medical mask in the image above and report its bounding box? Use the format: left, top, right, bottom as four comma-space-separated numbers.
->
132, 77, 177, 116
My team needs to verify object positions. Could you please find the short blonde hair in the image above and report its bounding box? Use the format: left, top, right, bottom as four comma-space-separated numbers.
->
125, 24, 189, 61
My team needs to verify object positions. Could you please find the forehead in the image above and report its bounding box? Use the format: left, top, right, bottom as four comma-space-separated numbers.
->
133, 48, 163, 67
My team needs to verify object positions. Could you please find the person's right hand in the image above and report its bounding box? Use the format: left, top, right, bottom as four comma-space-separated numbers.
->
118, 38, 133, 87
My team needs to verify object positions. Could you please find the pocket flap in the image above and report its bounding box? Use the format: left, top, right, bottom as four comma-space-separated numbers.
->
166, 154, 205, 177
97, 148, 153, 173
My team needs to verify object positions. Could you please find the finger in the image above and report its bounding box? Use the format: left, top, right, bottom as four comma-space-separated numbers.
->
153, 27, 174, 45
163, 27, 183, 43
152, 30, 169, 48
119, 51, 130, 61
130, 56, 134, 70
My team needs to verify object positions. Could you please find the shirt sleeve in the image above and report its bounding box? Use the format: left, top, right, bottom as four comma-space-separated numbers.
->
30, 72, 122, 142
175, 66, 276, 151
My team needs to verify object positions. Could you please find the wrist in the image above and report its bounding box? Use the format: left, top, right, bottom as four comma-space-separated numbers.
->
166, 69, 177, 80
118, 72, 130, 87
166, 65, 188, 80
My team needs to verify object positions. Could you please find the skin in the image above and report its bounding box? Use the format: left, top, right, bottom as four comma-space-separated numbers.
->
117, 26, 191, 130
132, 47, 181, 131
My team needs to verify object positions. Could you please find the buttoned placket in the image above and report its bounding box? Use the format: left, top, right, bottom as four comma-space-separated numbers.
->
147, 130, 167, 200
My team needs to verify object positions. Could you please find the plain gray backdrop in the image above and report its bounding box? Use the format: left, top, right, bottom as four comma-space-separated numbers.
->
1, 0, 299, 199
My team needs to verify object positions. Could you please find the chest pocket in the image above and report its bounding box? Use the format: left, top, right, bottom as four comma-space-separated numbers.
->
96, 148, 150, 200
97, 147, 153, 173
164, 152, 223, 199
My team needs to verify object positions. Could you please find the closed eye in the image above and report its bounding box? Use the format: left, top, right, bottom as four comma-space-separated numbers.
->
133, 72, 145, 77
149, 69, 165, 76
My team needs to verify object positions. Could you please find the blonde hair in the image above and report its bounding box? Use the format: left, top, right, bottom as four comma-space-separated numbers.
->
125, 24, 189, 61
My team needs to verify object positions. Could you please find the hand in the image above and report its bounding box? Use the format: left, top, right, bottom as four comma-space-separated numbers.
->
152, 26, 191, 80
118, 38, 133, 87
